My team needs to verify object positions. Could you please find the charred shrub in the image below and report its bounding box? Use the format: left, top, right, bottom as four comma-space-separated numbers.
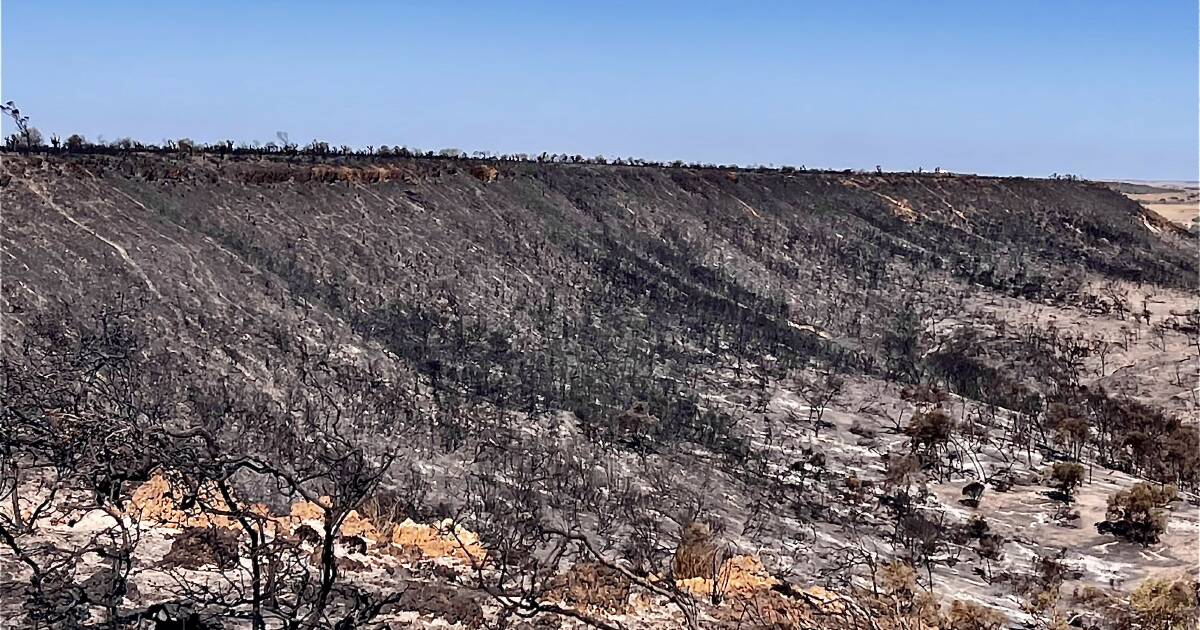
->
162, 527, 241, 570
547, 562, 632, 612
673, 522, 722, 580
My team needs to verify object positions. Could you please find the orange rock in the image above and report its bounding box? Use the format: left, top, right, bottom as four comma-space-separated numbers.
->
341, 510, 382, 542
676, 554, 779, 598
800, 585, 844, 609
289, 497, 331, 522
127, 471, 236, 529
722, 555, 780, 593
390, 518, 485, 563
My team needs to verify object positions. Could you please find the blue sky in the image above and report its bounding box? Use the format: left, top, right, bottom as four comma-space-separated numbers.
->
3, 1, 1196, 180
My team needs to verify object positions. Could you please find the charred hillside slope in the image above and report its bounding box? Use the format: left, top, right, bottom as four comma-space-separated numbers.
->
1, 153, 1197, 628
2, 152, 1196, 457
2, 153, 1197, 456
2, 153, 1193, 381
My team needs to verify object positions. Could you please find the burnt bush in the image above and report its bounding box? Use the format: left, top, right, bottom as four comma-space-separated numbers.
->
162, 527, 241, 570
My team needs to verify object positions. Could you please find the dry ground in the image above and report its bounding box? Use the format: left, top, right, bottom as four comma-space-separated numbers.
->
1116, 181, 1200, 231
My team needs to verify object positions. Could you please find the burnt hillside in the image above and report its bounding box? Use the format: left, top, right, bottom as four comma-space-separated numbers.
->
2, 155, 1194, 430
2, 153, 1198, 628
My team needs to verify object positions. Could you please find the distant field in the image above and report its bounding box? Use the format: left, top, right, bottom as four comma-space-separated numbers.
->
1108, 180, 1199, 229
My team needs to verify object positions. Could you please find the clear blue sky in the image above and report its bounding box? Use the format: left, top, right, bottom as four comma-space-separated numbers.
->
3, 1, 1196, 180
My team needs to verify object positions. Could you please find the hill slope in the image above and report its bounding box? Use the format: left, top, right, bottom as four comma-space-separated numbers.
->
1, 153, 1197, 628
3, 154, 1193, 391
